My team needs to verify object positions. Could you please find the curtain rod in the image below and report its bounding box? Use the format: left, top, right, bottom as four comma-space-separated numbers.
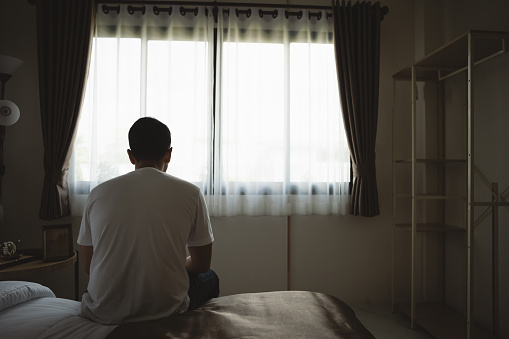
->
96, 1, 332, 10
97, 1, 388, 15
27, 1, 388, 19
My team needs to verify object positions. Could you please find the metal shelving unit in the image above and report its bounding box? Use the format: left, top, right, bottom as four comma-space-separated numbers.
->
391, 30, 509, 339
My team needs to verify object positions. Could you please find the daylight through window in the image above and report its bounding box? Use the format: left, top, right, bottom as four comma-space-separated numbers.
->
70, 5, 351, 216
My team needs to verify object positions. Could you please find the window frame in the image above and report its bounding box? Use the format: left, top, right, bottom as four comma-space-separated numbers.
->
71, 11, 352, 198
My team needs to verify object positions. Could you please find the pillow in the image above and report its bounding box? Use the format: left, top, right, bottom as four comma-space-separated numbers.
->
0, 281, 55, 312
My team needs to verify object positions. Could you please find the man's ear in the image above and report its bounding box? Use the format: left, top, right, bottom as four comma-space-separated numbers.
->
162, 148, 172, 173
127, 149, 136, 165
165, 147, 172, 164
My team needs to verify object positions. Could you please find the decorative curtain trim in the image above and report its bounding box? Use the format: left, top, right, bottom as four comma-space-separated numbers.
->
36, 0, 95, 220
332, 0, 381, 217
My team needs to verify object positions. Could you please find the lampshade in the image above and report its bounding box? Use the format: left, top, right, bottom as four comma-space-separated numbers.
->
0, 55, 25, 76
0, 100, 20, 126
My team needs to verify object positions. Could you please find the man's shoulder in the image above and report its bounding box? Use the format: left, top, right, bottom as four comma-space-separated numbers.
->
163, 173, 201, 193
96, 171, 134, 185
88, 171, 136, 195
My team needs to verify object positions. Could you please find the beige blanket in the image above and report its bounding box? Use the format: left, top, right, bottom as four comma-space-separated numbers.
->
107, 291, 375, 339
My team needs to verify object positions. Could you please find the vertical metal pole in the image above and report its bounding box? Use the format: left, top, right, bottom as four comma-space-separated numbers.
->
411, 66, 417, 329
492, 183, 499, 337
437, 78, 445, 303
466, 32, 474, 339
287, 215, 291, 291
392, 78, 396, 312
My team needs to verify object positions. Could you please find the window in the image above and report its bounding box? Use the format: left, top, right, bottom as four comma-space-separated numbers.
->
70, 5, 350, 216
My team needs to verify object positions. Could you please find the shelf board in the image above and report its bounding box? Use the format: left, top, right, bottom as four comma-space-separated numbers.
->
394, 159, 466, 164
417, 194, 465, 200
393, 30, 509, 81
395, 223, 465, 232
394, 302, 498, 339
394, 194, 465, 200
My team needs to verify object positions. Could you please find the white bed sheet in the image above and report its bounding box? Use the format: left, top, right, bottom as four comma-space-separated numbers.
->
0, 296, 116, 339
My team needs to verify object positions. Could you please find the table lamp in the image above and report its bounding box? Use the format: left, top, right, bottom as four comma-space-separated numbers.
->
0, 55, 24, 238
0, 55, 24, 125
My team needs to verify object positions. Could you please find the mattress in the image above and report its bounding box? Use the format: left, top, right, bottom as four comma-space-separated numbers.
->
0, 281, 374, 339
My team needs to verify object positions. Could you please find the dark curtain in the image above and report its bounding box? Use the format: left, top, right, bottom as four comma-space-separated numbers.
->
332, 0, 381, 217
36, 0, 95, 220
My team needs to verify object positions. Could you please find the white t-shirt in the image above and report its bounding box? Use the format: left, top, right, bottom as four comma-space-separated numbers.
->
77, 167, 213, 325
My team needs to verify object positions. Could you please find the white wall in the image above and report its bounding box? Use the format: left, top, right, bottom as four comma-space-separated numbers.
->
0, 0, 415, 313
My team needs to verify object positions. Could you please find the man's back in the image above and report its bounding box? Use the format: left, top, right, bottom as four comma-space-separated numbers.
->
78, 167, 213, 324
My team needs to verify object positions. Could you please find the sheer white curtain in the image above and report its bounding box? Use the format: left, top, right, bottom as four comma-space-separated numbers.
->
70, 5, 214, 215
70, 5, 350, 217
209, 7, 350, 216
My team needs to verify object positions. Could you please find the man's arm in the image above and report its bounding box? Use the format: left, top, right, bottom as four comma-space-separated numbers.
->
81, 245, 94, 275
186, 243, 212, 275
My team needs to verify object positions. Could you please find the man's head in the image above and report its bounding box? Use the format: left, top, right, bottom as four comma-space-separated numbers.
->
128, 117, 172, 169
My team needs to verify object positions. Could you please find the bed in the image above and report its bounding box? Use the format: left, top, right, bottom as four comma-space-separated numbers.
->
0, 281, 375, 339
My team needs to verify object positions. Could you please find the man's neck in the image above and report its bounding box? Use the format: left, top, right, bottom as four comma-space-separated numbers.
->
135, 161, 165, 171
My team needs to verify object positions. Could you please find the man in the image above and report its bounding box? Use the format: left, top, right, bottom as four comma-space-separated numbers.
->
77, 117, 218, 325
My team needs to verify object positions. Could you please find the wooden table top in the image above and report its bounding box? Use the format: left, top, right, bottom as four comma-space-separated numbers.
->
0, 251, 77, 280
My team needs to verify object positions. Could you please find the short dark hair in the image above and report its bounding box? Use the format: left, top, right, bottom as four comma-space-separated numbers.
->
128, 117, 171, 161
